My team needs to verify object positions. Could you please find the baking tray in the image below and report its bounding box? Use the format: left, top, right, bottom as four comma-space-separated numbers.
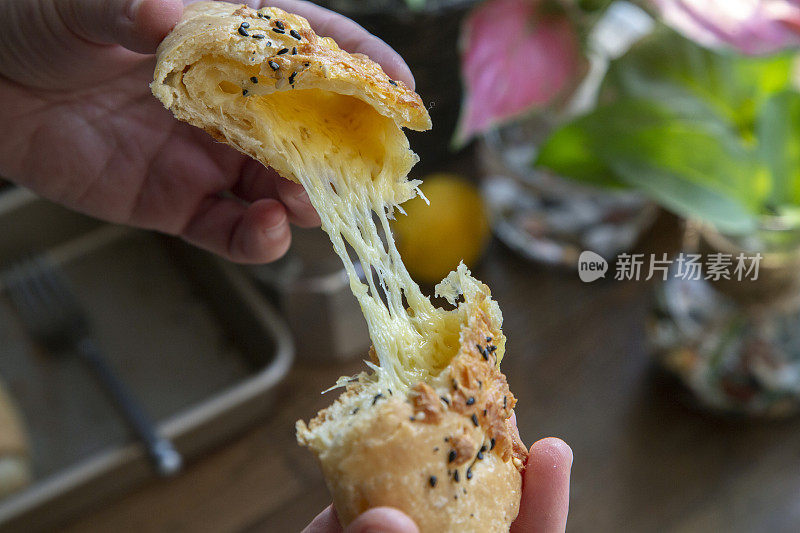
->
0, 188, 294, 532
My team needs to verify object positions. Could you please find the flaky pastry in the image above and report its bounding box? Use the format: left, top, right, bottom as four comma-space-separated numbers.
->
151, 3, 526, 531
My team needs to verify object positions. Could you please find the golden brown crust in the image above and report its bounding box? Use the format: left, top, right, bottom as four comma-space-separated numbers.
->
151, 2, 430, 162
410, 383, 445, 424
300, 393, 522, 532
154, 2, 429, 128
297, 277, 527, 531
445, 315, 525, 466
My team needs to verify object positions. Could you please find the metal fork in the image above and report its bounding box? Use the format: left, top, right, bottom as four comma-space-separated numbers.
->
2, 256, 183, 476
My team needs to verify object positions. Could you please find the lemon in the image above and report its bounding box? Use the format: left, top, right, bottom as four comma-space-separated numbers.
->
392, 173, 490, 284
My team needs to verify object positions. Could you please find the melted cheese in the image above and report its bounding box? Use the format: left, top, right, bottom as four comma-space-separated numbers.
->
184, 57, 489, 390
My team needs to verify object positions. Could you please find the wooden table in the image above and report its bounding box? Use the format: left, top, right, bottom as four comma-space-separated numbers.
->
63, 213, 800, 533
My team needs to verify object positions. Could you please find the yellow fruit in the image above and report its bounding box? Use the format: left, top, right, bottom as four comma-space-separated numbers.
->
392, 173, 490, 284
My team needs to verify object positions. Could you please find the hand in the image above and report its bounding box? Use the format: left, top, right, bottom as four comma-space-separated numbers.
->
0, 0, 413, 263
302, 437, 572, 533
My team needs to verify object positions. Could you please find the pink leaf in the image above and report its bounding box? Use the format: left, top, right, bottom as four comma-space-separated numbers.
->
652, 0, 800, 55
455, 0, 585, 147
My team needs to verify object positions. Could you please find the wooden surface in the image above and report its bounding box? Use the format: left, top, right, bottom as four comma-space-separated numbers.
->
62, 214, 800, 533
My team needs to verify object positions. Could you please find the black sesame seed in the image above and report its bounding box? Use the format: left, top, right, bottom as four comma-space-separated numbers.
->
268, 60, 279, 71
250, 76, 258, 83
388, 389, 393, 396
448, 450, 457, 463
242, 88, 249, 96
444, 437, 449, 442
466, 467, 473, 480
351, 407, 359, 415
290, 29, 302, 40
478, 380, 482, 389
476, 344, 488, 360
440, 396, 450, 405
454, 470, 460, 482
470, 513, 474, 518
490, 438, 496, 450
452, 379, 458, 390
454, 495, 458, 500
292, 47, 297, 55
277, 47, 289, 55
275, 20, 285, 30
240, 22, 250, 28
434, 447, 439, 452
303, 62, 310, 67
483, 409, 487, 416
477, 450, 484, 460
466, 397, 475, 406
388, 79, 398, 86
409, 416, 416, 421
471, 413, 479, 426
267, 41, 272, 46
238, 27, 250, 36
429, 475, 437, 487
272, 28, 285, 34
252, 34, 266, 39
486, 336, 492, 343
288, 71, 297, 84
503, 396, 508, 409
372, 393, 384, 405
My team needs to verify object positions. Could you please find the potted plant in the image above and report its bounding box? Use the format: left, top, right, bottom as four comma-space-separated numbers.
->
457, 0, 659, 266
533, 0, 800, 416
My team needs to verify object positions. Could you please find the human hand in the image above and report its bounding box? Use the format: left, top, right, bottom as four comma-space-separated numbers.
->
0, 0, 413, 263
302, 437, 572, 533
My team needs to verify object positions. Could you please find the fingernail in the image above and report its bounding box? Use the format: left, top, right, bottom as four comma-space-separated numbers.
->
126, 0, 144, 21
261, 201, 287, 230
294, 190, 312, 206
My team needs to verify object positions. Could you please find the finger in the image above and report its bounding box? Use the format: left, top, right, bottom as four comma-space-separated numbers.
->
302, 505, 343, 533
232, 160, 320, 228
181, 197, 291, 263
259, 0, 415, 89
276, 178, 321, 228
58, 0, 183, 54
344, 507, 419, 533
511, 438, 572, 533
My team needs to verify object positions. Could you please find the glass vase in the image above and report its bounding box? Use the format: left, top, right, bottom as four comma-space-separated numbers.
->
478, 115, 657, 267
649, 217, 800, 417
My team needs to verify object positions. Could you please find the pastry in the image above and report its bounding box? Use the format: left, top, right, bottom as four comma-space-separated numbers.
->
151, 3, 526, 530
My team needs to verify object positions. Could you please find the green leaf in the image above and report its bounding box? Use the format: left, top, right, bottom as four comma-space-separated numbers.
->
535, 119, 622, 188
603, 26, 795, 139
536, 99, 762, 232
756, 90, 800, 207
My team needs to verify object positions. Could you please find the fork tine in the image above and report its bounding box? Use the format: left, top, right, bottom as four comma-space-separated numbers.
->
41, 258, 87, 332
5, 262, 43, 330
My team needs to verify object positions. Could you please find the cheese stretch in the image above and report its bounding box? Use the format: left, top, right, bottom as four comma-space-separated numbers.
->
183, 57, 503, 390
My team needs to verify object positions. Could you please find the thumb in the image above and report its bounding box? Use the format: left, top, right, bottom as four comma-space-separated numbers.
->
344, 508, 419, 533
58, 0, 183, 54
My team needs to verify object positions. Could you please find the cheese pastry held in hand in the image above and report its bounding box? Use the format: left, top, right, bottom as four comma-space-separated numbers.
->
151, 3, 526, 531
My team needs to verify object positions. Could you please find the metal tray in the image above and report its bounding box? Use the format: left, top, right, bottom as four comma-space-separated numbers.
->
0, 188, 293, 532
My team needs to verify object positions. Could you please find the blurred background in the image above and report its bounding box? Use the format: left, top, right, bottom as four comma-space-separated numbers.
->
3, 0, 800, 531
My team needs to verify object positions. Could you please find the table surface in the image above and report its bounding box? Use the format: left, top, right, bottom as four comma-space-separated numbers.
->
61, 213, 800, 533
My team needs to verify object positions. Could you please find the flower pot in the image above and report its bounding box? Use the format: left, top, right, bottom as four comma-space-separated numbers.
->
478, 114, 657, 266
649, 218, 800, 417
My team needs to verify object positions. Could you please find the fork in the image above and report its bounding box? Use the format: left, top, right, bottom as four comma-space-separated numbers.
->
2, 256, 183, 477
